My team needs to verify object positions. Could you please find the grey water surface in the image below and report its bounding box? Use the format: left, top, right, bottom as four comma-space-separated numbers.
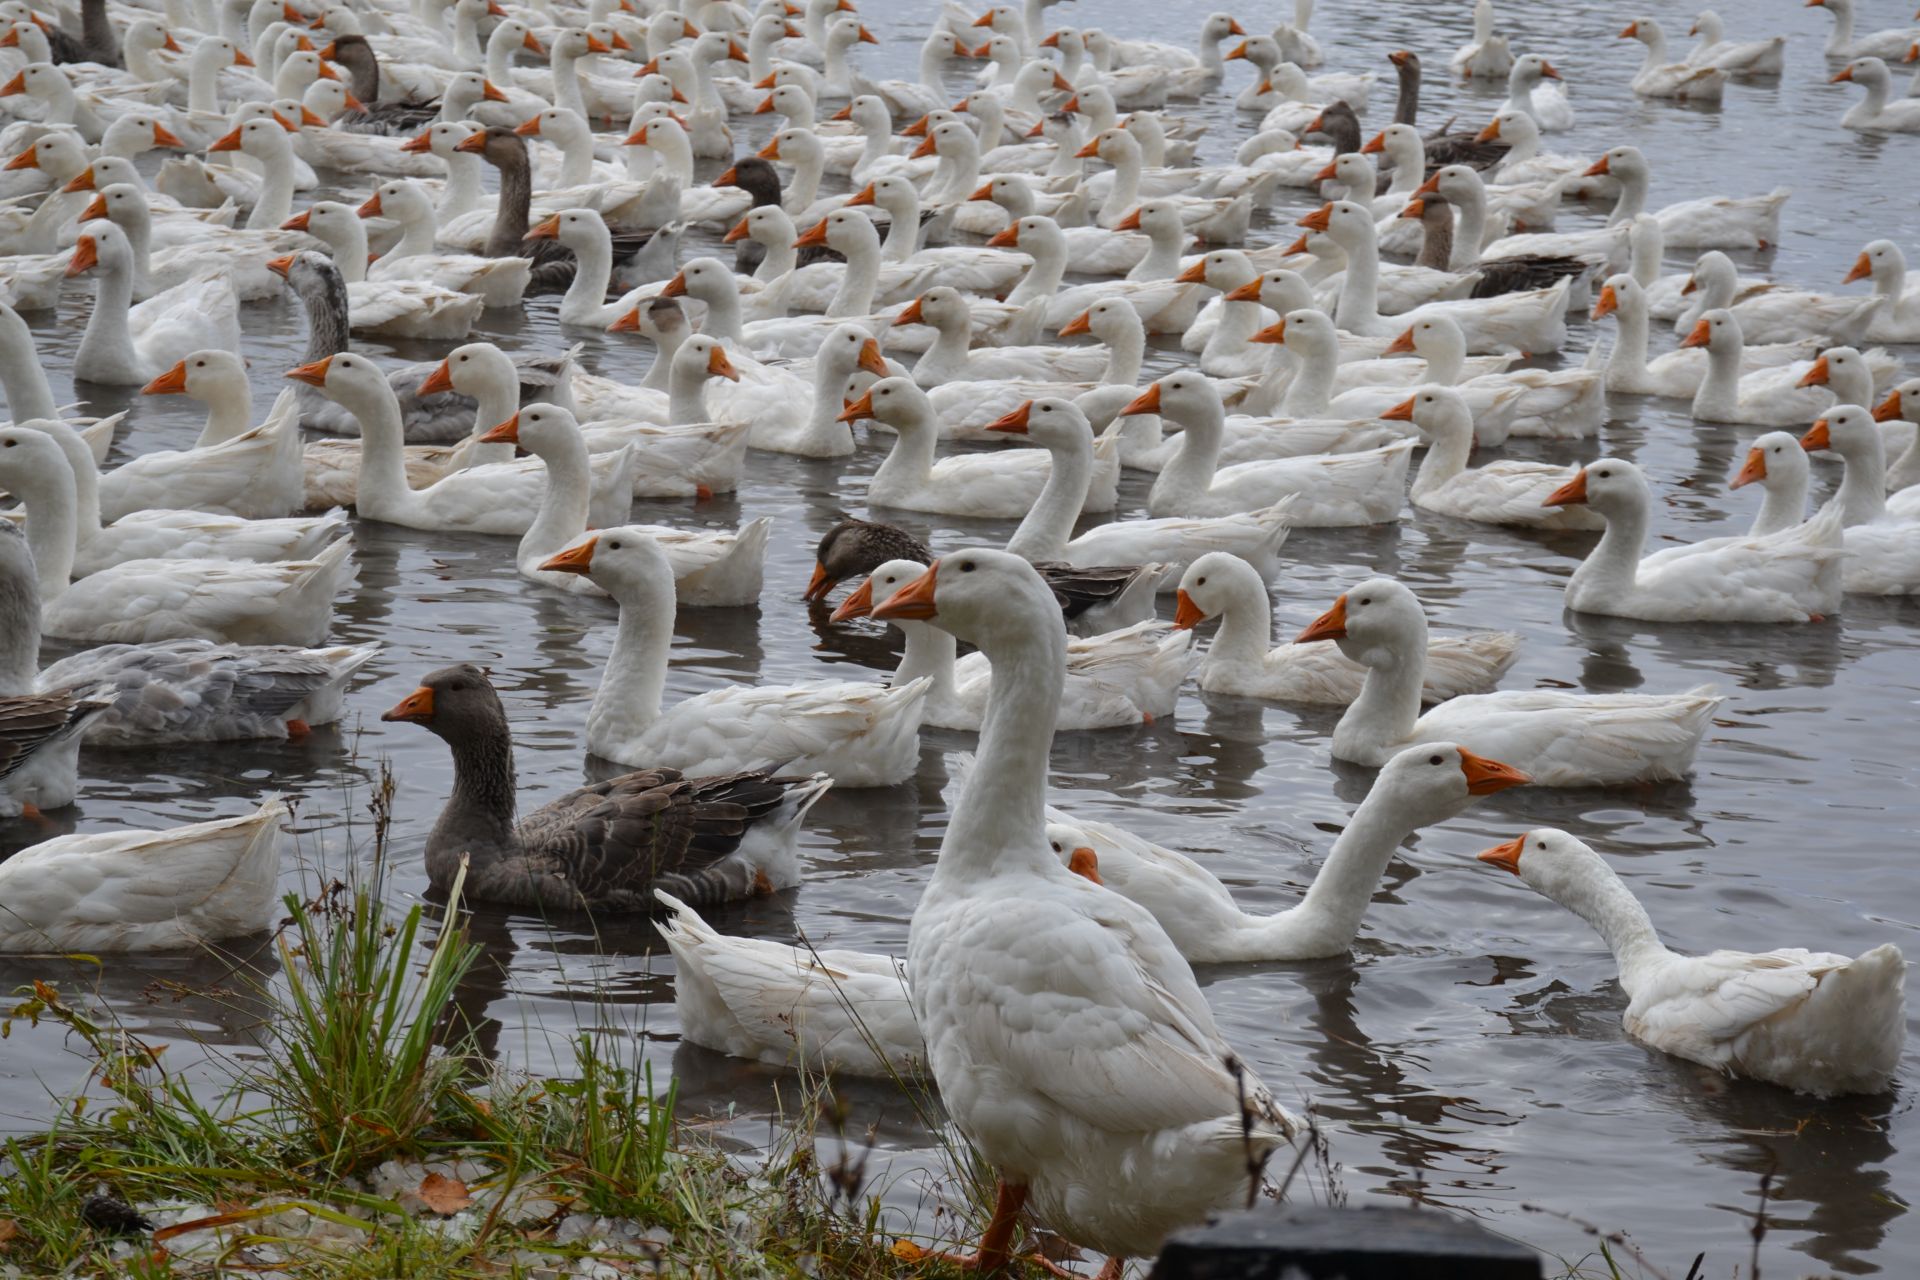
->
2, 0, 1917, 1273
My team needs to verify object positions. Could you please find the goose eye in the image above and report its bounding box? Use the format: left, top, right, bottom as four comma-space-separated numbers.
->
1196, 577, 1206, 586
1428, 753, 1443, 765
1538, 840, 1548, 849
609, 540, 622, 549
960, 561, 975, 572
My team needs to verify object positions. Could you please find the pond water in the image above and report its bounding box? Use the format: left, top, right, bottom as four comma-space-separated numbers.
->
2, 0, 1917, 1274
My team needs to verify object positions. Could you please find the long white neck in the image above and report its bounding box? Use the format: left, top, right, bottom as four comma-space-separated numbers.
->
587, 577, 672, 751
1825, 0, 1855, 55
485, 26, 517, 81
1856, 69, 1892, 116
439, 150, 481, 219
1240, 341, 1296, 416
1203, 296, 1263, 368
640, 322, 685, 391
555, 125, 593, 187
873, 401, 940, 494
1568, 495, 1650, 605
22, 189, 82, 255
245, 139, 295, 229
651, 128, 694, 183
339, 382, 415, 522
891, 618, 959, 709
0, 309, 57, 421
459, 362, 520, 466
1332, 231, 1384, 330
915, 312, 975, 383
196, 370, 256, 445
1749, 470, 1808, 537
1635, 28, 1668, 69
1279, 337, 1337, 414
1606, 292, 1653, 379
878, 192, 918, 262
783, 147, 823, 211
1693, 333, 1742, 415
752, 222, 797, 280
1127, 217, 1185, 281
747, 22, 778, 79
517, 429, 592, 566
1005, 432, 1091, 561
1607, 164, 1649, 226
1271, 786, 1433, 957
933, 589, 1065, 882
1096, 146, 1143, 226
1005, 230, 1067, 308
1332, 628, 1427, 759
923, 131, 980, 205
551, 50, 589, 117
189, 48, 225, 114
1558, 865, 1669, 994
1149, 391, 1225, 514
560, 228, 614, 314
1473, 0, 1493, 42
386, 201, 438, 262
667, 358, 710, 423
1409, 419, 1472, 499
693, 282, 744, 342
75, 253, 144, 385
1447, 183, 1488, 271
1099, 317, 1144, 383
16, 456, 78, 598
1201, 573, 1272, 672
450, 3, 482, 63
327, 215, 372, 282
801, 353, 855, 451
826, 228, 880, 318
30, 418, 104, 545
1832, 440, 1890, 527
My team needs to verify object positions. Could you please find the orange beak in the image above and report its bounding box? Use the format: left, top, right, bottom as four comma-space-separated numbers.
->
1460, 750, 1530, 795
1039, 30, 1060, 48
1223, 278, 1263, 303
1119, 381, 1162, 417
61, 168, 94, 192
659, 271, 688, 298
1060, 94, 1080, 112
723, 216, 752, 243
584, 34, 612, 54
871, 561, 938, 621
303, 104, 332, 123
845, 182, 878, 207
481, 79, 509, 102
1312, 159, 1340, 182
1074, 137, 1102, 159
1475, 835, 1526, 874
1730, 446, 1767, 489
479, 413, 519, 444
1582, 154, 1610, 177
1844, 251, 1873, 284
804, 562, 836, 602
1227, 19, 1246, 35
909, 133, 938, 158
380, 686, 436, 724
1051, 70, 1073, 91
1360, 131, 1385, 155
400, 131, 433, 154
1175, 259, 1209, 284
793, 219, 831, 249
984, 400, 1033, 433
266, 254, 296, 278
0, 71, 21, 96
1801, 419, 1831, 451
524, 30, 545, 54
828, 576, 877, 623
1295, 594, 1347, 643
539, 537, 598, 576
1873, 390, 1904, 422
1067, 846, 1101, 885
1539, 59, 1562, 80
285, 355, 333, 386
1679, 319, 1712, 349
858, 24, 878, 43
454, 130, 489, 153
141, 361, 190, 396
837, 389, 876, 423
1248, 319, 1286, 344
315, 60, 338, 80
1059, 310, 1092, 337
208, 126, 244, 152
967, 180, 996, 201
1542, 469, 1589, 506
986, 223, 1020, 248
758, 136, 785, 160
902, 113, 931, 138
79, 192, 106, 220
1619, 21, 1638, 37
1026, 119, 1046, 137
1113, 206, 1143, 231
753, 95, 777, 114
161, 31, 184, 53
1379, 396, 1416, 422
1384, 327, 1417, 355
1398, 198, 1426, 220
357, 192, 383, 218
1225, 38, 1248, 60
1413, 172, 1442, 197
1173, 588, 1206, 630
524, 213, 562, 241
1832, 66, 1855, 83
1680, 275, 1697, 296
1475, 117, 1502, 143
1591, 284, 1619, 320
712, 164, 739, 185
894, 297, 927, 326
2, 145, 35, 170
1297, 203, 1332, 231
65, 234, 98, 276
1797, 356, 1831, 388
513, 115, 543, 136
1284, 233, 1310, 255
152, 123, 184, 148
418, 359, 455, 396
857, 338, 889, 377
706, 345, 740, 381
607, 308, 641, 333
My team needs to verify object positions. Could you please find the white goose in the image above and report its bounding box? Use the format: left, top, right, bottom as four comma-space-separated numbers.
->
1834, 56, 1920, 132
0, 797, 288, 952
1452, 0, 1514, 79
1619, 19, 1727, 101
831, 558, 1193, 731
1175, 550, 1519, 705
1673, 249, 1881, 345
1299, 576, 1722, 786
1545, 459, 1843, 623
1501, 53, 1574, 131
1394, 388, 1603, 530
1590, 144, 1788, 251
68, 221, 241, 386
1682, 311, 1846, 426
1800, 405, 1920, 595
1808, 0, 1920, 61
274, 226, 483, 341
1682, 11, 1786, 75
1591, 275, 1817, 399
1476, 829, 1904, 1097
354, 178, 530, 307
1386, 314, 1606, 438
1133, 371, 1414, 525
902, 286, 1108, 387
1844, 239, 1920, 343
0, 426, 351, 647
876, 549, 1299, 1272
537, 527, 931, 787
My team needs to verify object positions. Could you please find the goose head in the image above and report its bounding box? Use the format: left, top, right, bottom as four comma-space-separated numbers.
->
1583, 144, 1647, 183
869, 547, 1065, 655
1121, 369, 1219, 426
282, 198, 360, 248
480, 401, 582, 457
838, 374, 934, 432
363, 177, 434, 227
1475, 109, 1539, 148
1677, 307, 1742, 355
1064, 81, 1117, 128
813, 323, 889, 380
1475, 829, 1614, 899
822, 14, 877, 57
380, 663, 505, 739
1224, 269, 1313, 312
755, 81, 815, 122
1383, 384, 1475, 444
101, 112, 185, 158
284, 350, 395, 412
795, 206, 879, 257
983, 395, 1092, 449
0, 62, 73, 110
1225, 32, 1281, 74
1618, 16, 1666, 50
1296, 576, 1428, 668
985, 212, 1064, 258
1730, 430, 1809, 494
1845, 238, 1902, 287
691, 26, 747, 65
1314, 150, 1373, 192
526, 206, 610, 252
1831, 56, 1890, 90
1681, 249, 1737, 299
1173, 550, 1260, 629
724, 202, 795, 247
515, 106, 593, 146
660, 334, 740, 386
1801, 403, 1882, 462
1508, 51, 1562, 89
808, 517, 930, 603
1874, 378, 1920, 424
1541, 457, 1649, 517
1385, 314, 1468, 364
910, 118, 975, 160
493, 19, 544, 59
1114, 197, 1187, 245
77, 181, 150, 237
8, 131, 88, 183
1059, 295, 1142, 342
1250, 307, 1336, 354
303, 76, 360, 118
1796, 346, 1872, 404
1589, 272, 1645, 322
829, 556, 933, 625
65, 219, 138, 279
1075, 125, 1138, 166
1314, 199, 1379, 253
407, 120, 482, 159
759, 124, 825, 168
209, 112, 296, 160
141, 349, 248, 400
539, 525, 676, 604
420, 341, 516, 399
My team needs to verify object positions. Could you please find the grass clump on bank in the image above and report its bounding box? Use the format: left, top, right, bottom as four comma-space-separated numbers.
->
0, 776, 1013, 1279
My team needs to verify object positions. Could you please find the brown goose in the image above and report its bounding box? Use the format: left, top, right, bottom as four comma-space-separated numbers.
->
456, 128, 659, 293
804, 518, 1163, 637
1387, 50, 1507, 172
1404, 195, 1588, 299
381, 664, 832, 912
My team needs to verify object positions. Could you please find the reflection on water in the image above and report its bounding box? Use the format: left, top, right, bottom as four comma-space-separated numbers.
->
2, 0, 1918, 1272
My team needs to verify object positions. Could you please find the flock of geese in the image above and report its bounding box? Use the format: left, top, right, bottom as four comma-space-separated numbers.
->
0, 0, 1913, 1269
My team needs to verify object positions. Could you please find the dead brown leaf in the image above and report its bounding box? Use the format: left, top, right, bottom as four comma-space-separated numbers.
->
0, 1218, 19, 1249
418, 1172, 473, 1216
